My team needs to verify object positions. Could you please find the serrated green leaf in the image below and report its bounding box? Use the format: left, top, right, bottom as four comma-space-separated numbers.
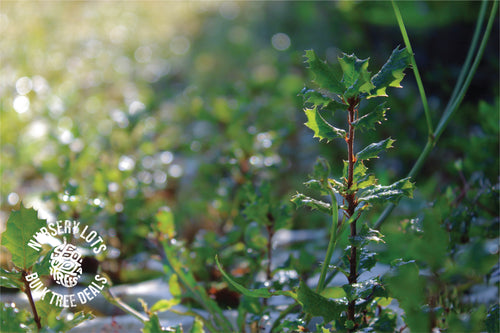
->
304, 50, 344, 96
338, 53, 374, 98
0, 268, 23, 289
302, 89, 337, 110
352, 174, 377, 191
343, 160, 368, 185
215, 255, 295, 299
359, 177, 415, 205
304, 107, 346, 142
297, 280, 347, 323
2, 204, 46, 269
356, 138, 395, 161
190, 317, 204, 333
352, 102, 388, 132
291, 193, 331, 215
150, 298, 181, 313
369, 46, 411, 98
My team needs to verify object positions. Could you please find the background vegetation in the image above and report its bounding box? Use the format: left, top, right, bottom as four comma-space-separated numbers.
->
0, 1, 498, 332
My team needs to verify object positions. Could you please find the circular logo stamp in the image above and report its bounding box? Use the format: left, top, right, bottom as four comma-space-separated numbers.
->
49, 240, 83, 288
25, 220, 109, 308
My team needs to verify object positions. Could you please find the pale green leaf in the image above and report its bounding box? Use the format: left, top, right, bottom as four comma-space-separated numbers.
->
150, 298, 181, 313
356, 138, 395, 161
304, 107, 346, 142
2, 204, 46, 269
369, 46, 411, 98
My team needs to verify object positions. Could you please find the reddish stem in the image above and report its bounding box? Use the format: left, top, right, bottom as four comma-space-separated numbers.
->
22, 270, 42, 330
345, 97, 360, 330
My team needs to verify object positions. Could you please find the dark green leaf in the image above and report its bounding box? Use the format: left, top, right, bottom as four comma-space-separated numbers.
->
304, 106, 346, 142
338, 53, 374, 98
302, 89, 342, 110
291, 193, 331, 215
304, 50, 344, 96
215, 255, 295, 299
356, 138, 395, 161
2, 204, 46, 269
352, 102, 388, 132
369, 46, 411, 98
297, 280, 347, 323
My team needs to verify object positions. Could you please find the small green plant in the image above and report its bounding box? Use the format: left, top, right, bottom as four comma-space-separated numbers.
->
0, 204, 94, 332
217, 46, 416, 331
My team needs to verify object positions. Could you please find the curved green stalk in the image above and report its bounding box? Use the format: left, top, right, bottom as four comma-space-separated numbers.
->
391, 0, 433, 135
316, 190, 339, 294
375, 0, 497, 229
447, 0, 488, 105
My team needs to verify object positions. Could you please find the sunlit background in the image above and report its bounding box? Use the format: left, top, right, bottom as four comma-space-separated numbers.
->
1, 1, 497, 285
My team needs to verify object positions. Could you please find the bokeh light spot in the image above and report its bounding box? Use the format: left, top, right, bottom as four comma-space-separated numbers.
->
271, 33, 291, 51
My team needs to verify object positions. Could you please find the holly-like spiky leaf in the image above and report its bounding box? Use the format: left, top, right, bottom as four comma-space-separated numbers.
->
352, 102, 388, 132
304, 50, 344, 96
369, 46, 411, 98
304, 106, 346, 142
343, 160, 368, 185
356, 138, 395, 161
291, 193, 331, 215
2, 204, 46, 269
302, 89, 342, 111
297, 280, 347, 323
359, 178, 415, 205
338, 53, 374, 98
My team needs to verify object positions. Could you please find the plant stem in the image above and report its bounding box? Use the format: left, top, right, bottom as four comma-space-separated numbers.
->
374, 0, 497, 229
346, 98, 359, 329
22, 270, 41, 331
316, 193, 339, 294
391, 0, 433, 136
